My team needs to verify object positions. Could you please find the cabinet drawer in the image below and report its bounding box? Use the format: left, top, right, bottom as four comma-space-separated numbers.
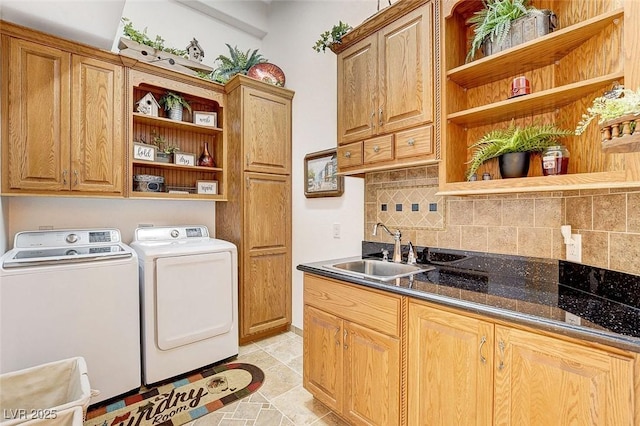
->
337, 142, 363, 169
304, 273, 401, 337
364, 135, 394, 163
395, 125, 433, 159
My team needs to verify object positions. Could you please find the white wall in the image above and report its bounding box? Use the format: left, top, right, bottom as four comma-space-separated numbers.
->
262, 1, 379, 329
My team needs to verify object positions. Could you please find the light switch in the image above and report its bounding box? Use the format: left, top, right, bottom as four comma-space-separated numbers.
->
332, 223, 341, 239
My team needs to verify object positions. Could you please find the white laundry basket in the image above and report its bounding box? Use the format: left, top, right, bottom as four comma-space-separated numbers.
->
0, 357, 94, 426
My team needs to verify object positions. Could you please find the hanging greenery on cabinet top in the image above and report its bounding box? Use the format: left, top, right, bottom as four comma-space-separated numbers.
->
121, 18, 188, 57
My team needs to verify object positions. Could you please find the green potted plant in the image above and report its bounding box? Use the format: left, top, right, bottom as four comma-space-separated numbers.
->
575, 86, 640, 153
146, 132, 179, 163
467, 121, 572, 180
465, 0, 554, 63
209, 44, 266, 84
158, 91, 191, 121
313, 21, 352, 53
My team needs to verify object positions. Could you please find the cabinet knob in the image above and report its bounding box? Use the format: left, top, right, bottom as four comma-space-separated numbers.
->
407, 138, 415, 146
344, 151, 351, 159
373, 146, 380, 153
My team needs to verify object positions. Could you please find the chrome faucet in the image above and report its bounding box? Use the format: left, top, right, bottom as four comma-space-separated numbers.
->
373, 222, 402, 263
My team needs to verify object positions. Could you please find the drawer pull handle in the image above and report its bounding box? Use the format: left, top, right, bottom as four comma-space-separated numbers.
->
370, 111, 375, 129
345, 151, 351, 159
498, 339, 506, 371
344, 329, 348, 350
379, 107, 383, 126
373, 145, 380, 153
73, 170, 79, 186
479, 336, 487, 364
407, 138, 415, 146
62, 170, 68, 186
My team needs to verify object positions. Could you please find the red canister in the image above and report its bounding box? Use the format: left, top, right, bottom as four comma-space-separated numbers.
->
510, 76, 531, 98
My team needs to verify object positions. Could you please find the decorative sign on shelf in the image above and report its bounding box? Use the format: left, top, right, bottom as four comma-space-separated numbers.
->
193, 111, 217, 127
196, 180, 218, 195
174, 152, 196, 166
133, 143, 156, 162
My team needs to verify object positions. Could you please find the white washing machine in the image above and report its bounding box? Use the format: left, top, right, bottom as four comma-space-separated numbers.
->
130, 225, 238, 385
0, 228, 141, 404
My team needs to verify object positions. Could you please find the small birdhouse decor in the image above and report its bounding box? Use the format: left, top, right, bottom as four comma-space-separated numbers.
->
186, 38, 204, 63
136, 92, 160, 117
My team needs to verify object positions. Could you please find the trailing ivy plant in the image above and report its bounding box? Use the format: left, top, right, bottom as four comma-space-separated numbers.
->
465, 0, 533, 63
466, 121, 572, 180
575, 86, 640, 135
121, 18, 187, 58
313, 21, 352, 53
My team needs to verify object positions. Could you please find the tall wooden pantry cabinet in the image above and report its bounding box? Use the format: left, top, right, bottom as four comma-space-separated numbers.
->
217, 75, 294, 343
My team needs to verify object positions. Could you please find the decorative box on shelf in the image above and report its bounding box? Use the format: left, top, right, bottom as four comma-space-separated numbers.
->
482, 9, 557, 57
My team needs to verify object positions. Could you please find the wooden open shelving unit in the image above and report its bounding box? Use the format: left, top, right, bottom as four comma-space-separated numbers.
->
439, 1, 640, 195
127, 68, 227, 201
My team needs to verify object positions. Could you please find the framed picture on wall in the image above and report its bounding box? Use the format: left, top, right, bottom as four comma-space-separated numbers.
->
304, 148, 344, 198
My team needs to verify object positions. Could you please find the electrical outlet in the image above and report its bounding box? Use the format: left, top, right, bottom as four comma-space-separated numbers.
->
332, 223, 341, 239
566, 233, 582, 263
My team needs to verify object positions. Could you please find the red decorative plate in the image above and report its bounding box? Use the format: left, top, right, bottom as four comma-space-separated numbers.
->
247, 63, 285, 87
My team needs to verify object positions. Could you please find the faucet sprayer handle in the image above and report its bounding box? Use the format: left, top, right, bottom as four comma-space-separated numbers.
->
407, 242, 417, 265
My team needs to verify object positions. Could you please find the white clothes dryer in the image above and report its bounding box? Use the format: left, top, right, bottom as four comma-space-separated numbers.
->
0, 228, 141, 404
130, 226, 238, 385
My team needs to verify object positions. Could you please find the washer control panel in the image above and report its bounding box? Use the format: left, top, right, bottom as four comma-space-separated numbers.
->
14, 229, 121, 248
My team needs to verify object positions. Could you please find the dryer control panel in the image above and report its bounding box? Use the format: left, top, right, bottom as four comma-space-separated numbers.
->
134, 226, 210, 242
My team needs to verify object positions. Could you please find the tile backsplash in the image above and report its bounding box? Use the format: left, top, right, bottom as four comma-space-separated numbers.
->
365, 166, 640, 276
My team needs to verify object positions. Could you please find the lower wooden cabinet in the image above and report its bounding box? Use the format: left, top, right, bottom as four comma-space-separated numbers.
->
303, 274, 403, 426
408, 299, 636, 426
407, 301, 493, 425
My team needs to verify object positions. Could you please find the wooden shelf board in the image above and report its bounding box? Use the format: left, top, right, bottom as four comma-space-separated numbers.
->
132, 112, 222, 135
132, 160, 222, 172
129, 191, 226, 201
437, 170, 627, 195
446, 9, 624, 88
446, 72, 624, 127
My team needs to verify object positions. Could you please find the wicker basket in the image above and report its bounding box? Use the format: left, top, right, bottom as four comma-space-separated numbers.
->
600, 114, 640, 153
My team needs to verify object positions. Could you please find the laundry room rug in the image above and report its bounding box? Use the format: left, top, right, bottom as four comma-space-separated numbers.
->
84, 363, 264, 426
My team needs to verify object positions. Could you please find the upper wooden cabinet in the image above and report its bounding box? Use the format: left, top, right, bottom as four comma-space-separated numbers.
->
440, 0, 640, 195
242, 86, 292, 175
335, 0, 438, 175
2, 36, 124, 195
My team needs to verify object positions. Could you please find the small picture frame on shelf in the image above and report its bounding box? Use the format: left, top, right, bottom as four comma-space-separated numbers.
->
173, 152, 196, 166
196, 180, 218, 195
133, 142, 156, 162
193, 111, 217, 127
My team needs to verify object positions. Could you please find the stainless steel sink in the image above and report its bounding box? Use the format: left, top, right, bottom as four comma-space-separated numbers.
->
323, 259, 433, 281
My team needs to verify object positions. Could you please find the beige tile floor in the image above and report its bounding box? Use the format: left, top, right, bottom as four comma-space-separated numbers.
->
185, 331, 349, 426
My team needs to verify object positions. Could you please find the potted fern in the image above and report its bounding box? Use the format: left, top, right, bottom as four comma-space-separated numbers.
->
467, 121, 572, 180
159, 91, 191, 121
210, 44, 266, 84
465, 0, 556, 63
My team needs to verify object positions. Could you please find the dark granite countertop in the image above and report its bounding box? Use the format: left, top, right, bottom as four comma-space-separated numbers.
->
297, 242, 640, 353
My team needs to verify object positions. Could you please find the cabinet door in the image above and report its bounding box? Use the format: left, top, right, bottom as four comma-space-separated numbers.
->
378, 3, 433, 134
408, 302, 493, 426
337, 35, 378, 145
5, 38, 71, 191
71, 55, 123, 193
242, 173, 291, 336
494, 325, 634, 426
303, 305, 343, 414
344, 321, 400, 426
243, 87, 291, 175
